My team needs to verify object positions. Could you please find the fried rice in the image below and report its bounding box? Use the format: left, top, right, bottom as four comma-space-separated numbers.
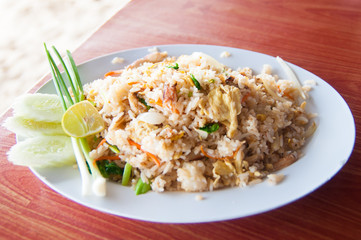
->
84, 51, 316, 192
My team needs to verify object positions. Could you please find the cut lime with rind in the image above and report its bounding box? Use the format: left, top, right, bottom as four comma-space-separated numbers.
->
7, 135, 75, 168
62, 100, 105, 138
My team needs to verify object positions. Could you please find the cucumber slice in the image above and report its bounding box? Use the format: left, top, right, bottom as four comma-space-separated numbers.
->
3, 116, 65, 138
7, 136, 75, 168
13, 93, 64, 122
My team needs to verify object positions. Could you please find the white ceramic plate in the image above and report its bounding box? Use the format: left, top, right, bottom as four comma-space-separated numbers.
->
31, 44, 355, 223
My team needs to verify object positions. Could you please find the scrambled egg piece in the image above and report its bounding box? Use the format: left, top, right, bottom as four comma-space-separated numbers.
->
177, 52, 224, 72
207, 85, 242, 138
213, 160, 236, 186
126, 120, 158, 143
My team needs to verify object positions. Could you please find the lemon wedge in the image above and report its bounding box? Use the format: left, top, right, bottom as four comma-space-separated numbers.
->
62, 101, 104, 138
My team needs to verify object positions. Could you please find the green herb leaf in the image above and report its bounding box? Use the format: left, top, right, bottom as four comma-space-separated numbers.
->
138, 97, 151, 110
166, 63, 179, 70
199, 123, 219, 133
122, 163, 132, 186
189, 73, 202, 90
96, 160, 123, 178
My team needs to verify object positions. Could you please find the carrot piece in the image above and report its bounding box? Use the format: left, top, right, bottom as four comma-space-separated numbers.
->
155, 98, 163, 107
144, 151, 161, 167
104, 70, 122, 77
277, 85, 294, 100
241, 92, 251, 103
96, 138, 107, 149
127, 139, 161, 166
96, 155, 121, 161
166, 102, 179, 114
93, 155, 121, 166
149, 98, 163, 107
128, 138, 141, 149
171, 104, 180, 114
232, 145, 242, 158
283, 92, 294, 100
127, 81, 140, 85
200, 146, 218, 159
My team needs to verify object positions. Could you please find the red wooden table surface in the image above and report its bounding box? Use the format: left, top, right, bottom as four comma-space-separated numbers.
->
1, 0, 361, 239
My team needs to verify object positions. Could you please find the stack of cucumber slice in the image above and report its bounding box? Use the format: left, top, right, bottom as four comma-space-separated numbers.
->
3, 93, 76, 168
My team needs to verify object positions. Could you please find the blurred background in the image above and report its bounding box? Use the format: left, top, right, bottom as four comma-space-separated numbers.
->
0, 0, 130, 113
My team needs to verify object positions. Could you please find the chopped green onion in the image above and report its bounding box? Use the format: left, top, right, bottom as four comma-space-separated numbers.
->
138, 97, 151, 110
188, 91, 193, 97
109, 144, 120, 154
209, 79, 215, 83
135, 178, 151, 195
122, 163, 132, 186
189, 73, 202, 90
166, 63, 179, 70
199, 123, 219, 133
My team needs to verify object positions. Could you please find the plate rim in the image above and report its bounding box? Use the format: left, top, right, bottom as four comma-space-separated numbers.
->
30, 44, 356, 223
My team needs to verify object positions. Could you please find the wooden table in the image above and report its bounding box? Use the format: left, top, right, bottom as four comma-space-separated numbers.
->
1, 0, 360, 239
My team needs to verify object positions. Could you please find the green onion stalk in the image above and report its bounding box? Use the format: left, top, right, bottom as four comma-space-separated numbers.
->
44, 44, 106, 196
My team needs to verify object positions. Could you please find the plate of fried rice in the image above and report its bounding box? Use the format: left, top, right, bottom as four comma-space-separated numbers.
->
31, 44, 355, 223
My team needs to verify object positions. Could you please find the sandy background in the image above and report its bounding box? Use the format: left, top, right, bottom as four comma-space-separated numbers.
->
0, 0, 130, 114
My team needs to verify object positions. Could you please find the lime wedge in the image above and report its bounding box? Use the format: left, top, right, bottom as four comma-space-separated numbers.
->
62, 101, 105, 138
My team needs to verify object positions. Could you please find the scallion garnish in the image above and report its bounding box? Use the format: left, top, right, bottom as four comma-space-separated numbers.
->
44, 43, 106, 196
199, 123, 219, 133
135, 178, 151, 195
109, 144, 120, 154
138, 97, 152, 110
166, 63, 179, 70
122, 163, 132, 186
189, 73, 202, 90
